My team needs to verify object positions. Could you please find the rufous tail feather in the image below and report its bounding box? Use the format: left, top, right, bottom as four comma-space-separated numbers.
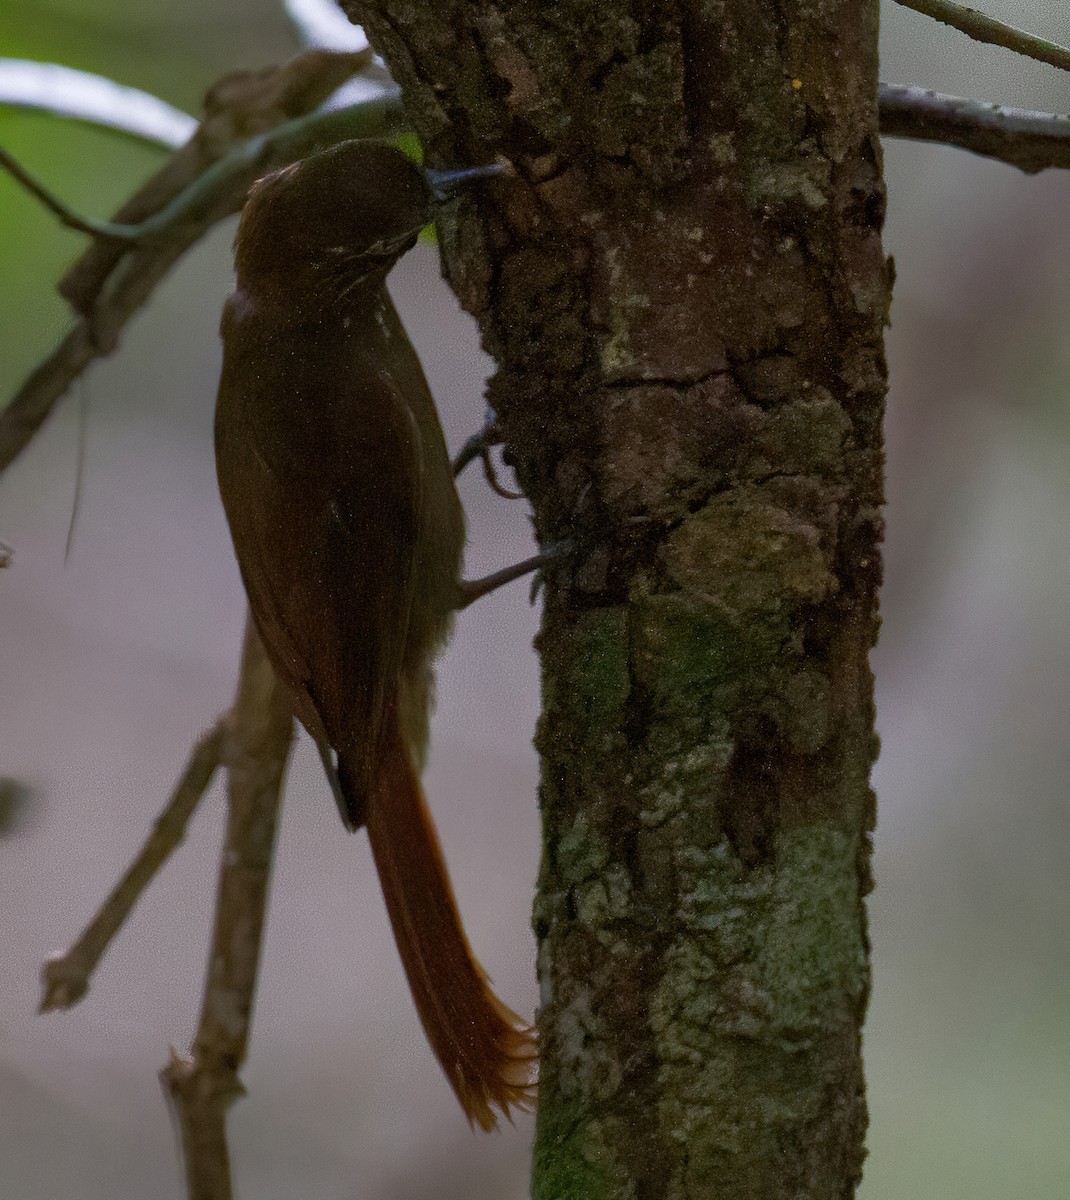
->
342, 726, 537, 1129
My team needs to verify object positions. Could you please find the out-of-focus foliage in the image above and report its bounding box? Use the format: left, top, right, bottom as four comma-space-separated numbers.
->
0, 0, 300, 387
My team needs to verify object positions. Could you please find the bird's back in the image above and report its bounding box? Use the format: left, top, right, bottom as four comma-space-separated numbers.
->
215, 284, 462, 810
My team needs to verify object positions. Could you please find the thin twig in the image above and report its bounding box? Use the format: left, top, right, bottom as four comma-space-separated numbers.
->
63, 379, 88, 564
39, 723, 225, 1012
109, 98, 404, 243
894, 0, 1070, 74
878, 83, 1070, 173
59, 47, 377, 315
0, 94, 403, 476
161, 617, 294, 1200
0, 146, 137, 239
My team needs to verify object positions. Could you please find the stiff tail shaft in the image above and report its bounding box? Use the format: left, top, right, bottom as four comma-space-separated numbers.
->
343, 728, 536, 1129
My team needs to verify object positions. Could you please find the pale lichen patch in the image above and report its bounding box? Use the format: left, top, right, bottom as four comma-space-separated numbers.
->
663, 489, 835, 622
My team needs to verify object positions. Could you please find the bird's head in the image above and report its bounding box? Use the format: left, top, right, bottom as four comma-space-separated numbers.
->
233, 141, 502, 306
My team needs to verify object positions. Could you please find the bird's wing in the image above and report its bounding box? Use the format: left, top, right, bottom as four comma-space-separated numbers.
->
215, 308, 423, 821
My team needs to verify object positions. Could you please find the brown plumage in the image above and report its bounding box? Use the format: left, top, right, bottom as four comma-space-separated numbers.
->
214, 140, 535, 1129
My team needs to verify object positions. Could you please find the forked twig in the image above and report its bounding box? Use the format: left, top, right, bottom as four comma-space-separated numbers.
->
39, 615, 294, 1198
40, 723, 225, 1012
160, 617, 294, 1200
878, 83, 1070, 174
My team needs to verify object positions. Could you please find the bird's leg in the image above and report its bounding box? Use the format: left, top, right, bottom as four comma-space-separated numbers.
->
456, 540, 573, 609
452, 408, 500, 475
452, 409, 524, 500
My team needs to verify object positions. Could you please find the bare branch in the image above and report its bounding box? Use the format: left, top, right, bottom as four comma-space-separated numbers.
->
0, 146, 136, 239
39, 724, 225, 1012
0, 93, 403, 476
59, 47, 377, 316
879, 83, 1070, 173
161, 617, 294, 1200
36, 613, 293, 1194
894, 0, 1070, 74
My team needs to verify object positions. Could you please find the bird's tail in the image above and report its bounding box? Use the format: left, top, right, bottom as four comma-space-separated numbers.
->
340, 721, 536, 1130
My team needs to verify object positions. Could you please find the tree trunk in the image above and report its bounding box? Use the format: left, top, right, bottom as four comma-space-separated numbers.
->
342, 3, 890, 1196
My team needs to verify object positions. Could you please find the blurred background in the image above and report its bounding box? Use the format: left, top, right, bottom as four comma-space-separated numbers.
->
1, 1, 1068, 1196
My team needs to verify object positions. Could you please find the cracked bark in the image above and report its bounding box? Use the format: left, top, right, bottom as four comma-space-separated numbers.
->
342, 2, 888, 1196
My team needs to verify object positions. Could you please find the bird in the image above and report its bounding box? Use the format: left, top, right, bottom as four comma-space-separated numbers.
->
214, 139, 535, 1129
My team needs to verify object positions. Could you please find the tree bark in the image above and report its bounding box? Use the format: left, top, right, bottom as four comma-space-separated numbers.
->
342, 3, 890, 1196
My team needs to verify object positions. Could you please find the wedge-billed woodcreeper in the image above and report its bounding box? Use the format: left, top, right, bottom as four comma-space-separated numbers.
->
214, 140, 534, 1129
